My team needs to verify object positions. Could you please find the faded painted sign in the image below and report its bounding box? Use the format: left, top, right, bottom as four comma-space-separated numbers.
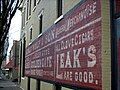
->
25, 0, 102, 89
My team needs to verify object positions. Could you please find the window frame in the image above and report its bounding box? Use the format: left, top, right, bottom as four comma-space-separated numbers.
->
39, 14, 43, 34
26, 0, 29, 21
38, 9, 44, 35
29, 26, 33, 42
29, 0, 31, 16
34, 0, 36, 7
22, 37, 26, 77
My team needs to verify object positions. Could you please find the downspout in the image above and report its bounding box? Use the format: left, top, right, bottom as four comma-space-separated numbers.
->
110, 0, 118, 90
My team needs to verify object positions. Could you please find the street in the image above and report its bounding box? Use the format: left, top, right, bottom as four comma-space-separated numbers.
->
0, 79, 22, 90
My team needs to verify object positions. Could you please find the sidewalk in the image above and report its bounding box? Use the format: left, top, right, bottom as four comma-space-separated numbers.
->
0, 79, 22, 90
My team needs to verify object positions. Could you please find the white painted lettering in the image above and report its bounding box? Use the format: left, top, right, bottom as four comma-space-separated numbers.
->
65, 51, 72, 68
88, 45, 96, 67
89, 72, 94, 83
73, 48, 81, 68
60, 53, 65, 68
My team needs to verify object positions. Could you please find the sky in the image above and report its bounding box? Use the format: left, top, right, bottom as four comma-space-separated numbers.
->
7, 10, 21, 62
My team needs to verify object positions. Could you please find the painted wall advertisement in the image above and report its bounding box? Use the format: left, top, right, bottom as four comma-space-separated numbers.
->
25, 0, 102, 89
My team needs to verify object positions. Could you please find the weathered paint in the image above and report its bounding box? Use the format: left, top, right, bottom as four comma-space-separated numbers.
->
25, 0, 102, 89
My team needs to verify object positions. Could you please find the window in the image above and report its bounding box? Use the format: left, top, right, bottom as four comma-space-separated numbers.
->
26, 0, 29, 20
57, 0, 62, 17
36, 80, 40, 90
0, 0, 3, 12
34, 0, 36, 7
39, 15, 43, 34
54, 84, 61, 90
30, 27, 32, 41
22, 7, 26, 28
19, 42, 22, 82
29, 0, 31, 15
33, 0, 37, 12
22, 37, 26, 77
27, 77, 31, 90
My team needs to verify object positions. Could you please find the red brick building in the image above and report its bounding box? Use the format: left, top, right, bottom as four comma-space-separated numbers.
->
19, 0, 120, 90
4, 40, 19, 80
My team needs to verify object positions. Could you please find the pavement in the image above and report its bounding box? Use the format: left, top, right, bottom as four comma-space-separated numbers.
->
0, 79, 22, 90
